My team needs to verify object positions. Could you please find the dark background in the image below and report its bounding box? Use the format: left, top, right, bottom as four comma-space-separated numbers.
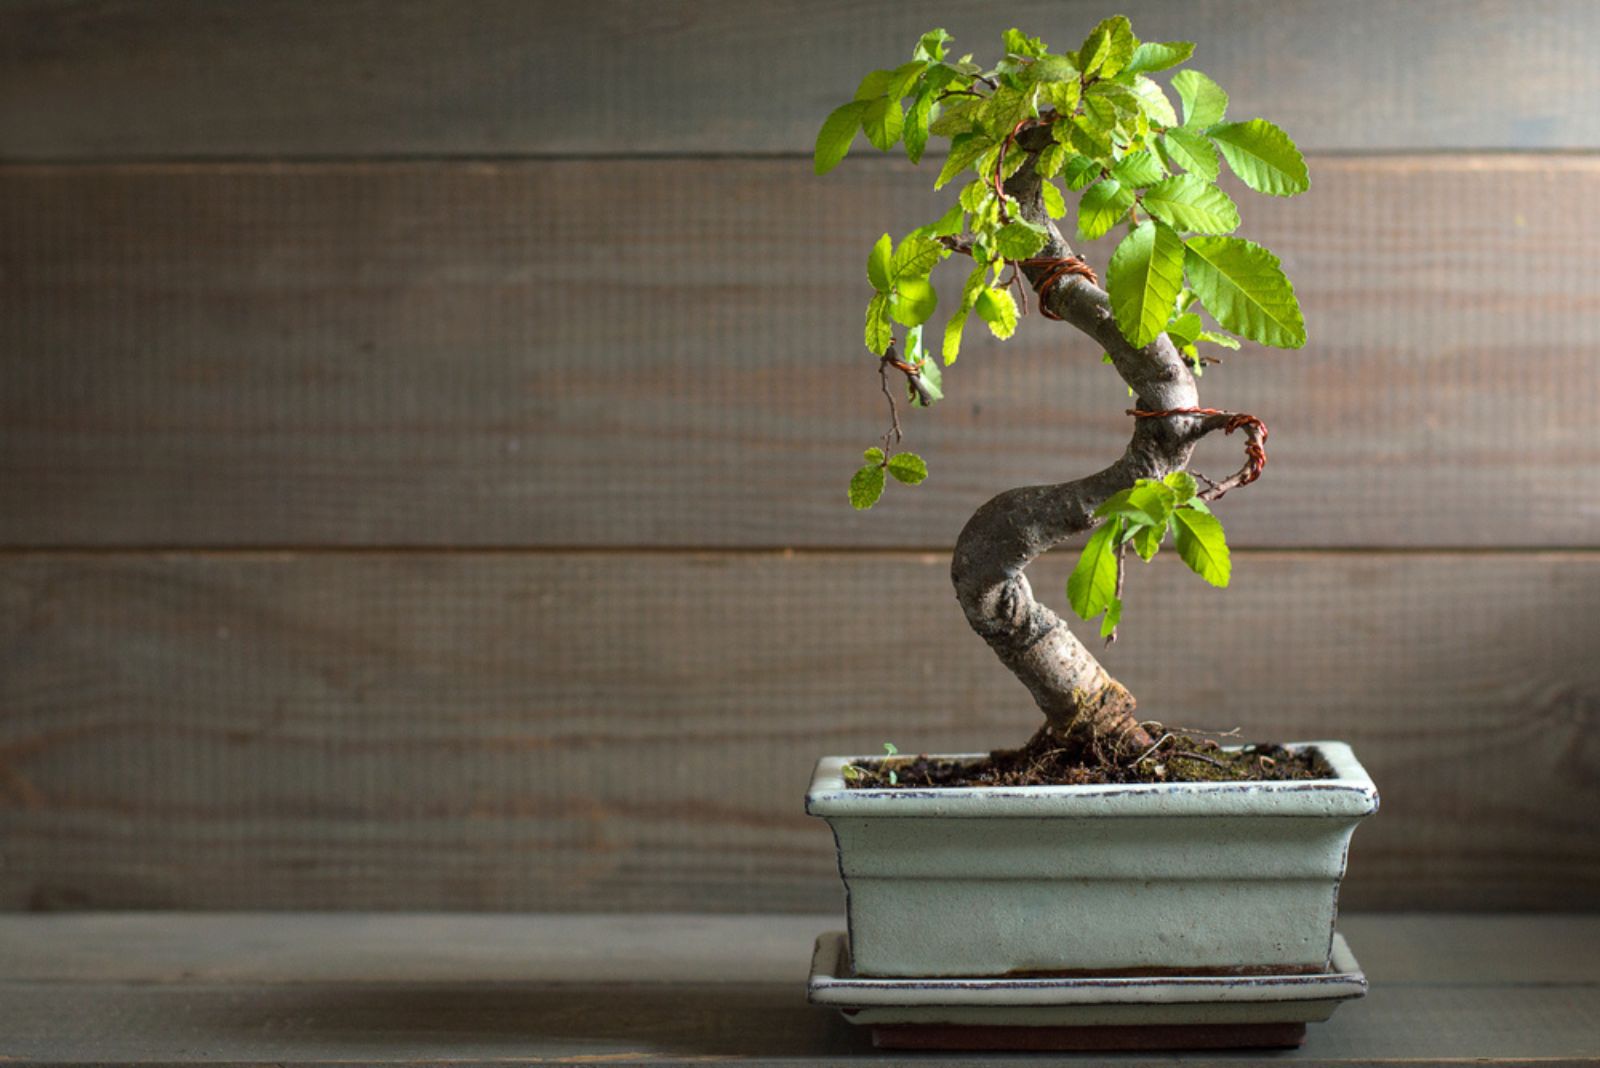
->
1, 0, 1596, 913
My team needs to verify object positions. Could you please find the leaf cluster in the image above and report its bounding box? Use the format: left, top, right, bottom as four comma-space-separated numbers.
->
850, 446, 928, 510
817, 16, 1311, 376
820, 17, 1300, 633
1066, 471, 1230, 634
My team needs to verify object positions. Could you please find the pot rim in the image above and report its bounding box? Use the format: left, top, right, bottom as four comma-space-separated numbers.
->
806, 740, 1377, 819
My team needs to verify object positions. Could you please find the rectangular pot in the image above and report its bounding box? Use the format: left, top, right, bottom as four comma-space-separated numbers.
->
806, 741, 1377, 978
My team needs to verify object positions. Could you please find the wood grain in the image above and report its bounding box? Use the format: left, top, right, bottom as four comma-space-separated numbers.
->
3, 551, 1596, 912
5, 156, 1600, 549
5, 913, 1596, 986
4, 0, 1600, 159
0, 915, 1596, 1064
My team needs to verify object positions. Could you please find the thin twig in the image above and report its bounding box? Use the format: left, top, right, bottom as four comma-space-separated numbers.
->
876, 353, 902, 454
1105, 535, 1126, 647
1127, 732, 1175, 768
1164, 725, 1243, 739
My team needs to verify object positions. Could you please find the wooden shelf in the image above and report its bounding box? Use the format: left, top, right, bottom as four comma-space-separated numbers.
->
2, 913, 1595, 1065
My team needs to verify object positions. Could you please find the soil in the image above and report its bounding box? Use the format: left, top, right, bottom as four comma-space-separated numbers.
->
843, 725, 1333, 789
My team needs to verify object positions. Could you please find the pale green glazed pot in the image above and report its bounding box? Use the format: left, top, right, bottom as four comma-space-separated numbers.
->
805, 741, 1377, 978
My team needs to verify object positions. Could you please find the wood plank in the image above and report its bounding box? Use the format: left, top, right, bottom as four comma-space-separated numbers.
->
4, 979, 1595, 1065
4, 0, 1600, 158
5, 156, 1600, 549
0, 915, 1595, 1064
3, 551, 1596, 912
4, 913, 1595, 986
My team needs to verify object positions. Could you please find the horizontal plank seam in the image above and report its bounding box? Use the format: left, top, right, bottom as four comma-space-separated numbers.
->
2, 546, 1599, 559
0, 979, 1593, 992
6, 147, 1600, 168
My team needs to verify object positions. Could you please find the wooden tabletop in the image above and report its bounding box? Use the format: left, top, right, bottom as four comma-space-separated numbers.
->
2, 913, 1595, 1065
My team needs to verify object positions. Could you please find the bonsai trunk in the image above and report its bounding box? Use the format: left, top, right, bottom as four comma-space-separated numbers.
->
951, 135, 1216, 754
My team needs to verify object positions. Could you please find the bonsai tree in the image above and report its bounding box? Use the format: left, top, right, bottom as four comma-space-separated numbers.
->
817, 18, 1307, 763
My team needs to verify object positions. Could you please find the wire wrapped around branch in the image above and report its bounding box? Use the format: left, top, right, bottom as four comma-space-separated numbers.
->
1020, 255, 1100, 320
1126, 406, 1269, 499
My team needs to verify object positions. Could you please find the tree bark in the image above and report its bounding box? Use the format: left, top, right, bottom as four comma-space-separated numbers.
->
950, 140, 1217, 754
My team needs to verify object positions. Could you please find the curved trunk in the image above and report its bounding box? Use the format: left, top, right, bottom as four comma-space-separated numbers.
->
951, 143, 1213, 754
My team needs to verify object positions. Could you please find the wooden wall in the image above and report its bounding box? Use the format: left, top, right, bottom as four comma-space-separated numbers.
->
2, 0, 1597, 912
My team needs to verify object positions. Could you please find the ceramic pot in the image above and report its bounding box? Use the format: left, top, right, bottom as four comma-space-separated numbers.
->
805, 741, 1377, 978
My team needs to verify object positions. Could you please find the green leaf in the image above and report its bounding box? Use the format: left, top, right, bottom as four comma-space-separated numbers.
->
1077, 92, 1119, 134
1124, 40, 1195, 75
1135, 482, 1178, 524
981, 86, 1038, 139
1078, 15, 1136, 78
1140, 175, 1240, 234
891, 277, 938, 326
891, 235, 943, 281
1110, 150, 1165, 188
975, 286, 1018, 339
849, 464, 886, 510
1041, 179, 1067, 219
921, 201, 966, 238
1130, 481, 1178, 526
1042, 80, 1081, 117
1067, 520, 1121, 620
887, 452, 928, 484
911, 343, 943, 404
914, 28, 952, 62
1171, 69, 1228, 128
1077, 178, 1134, 241
942, 307, 969, 363
854, 69, 895, 101
1163, 470, 1199, 500
1076, 25, 1111, 77
1086, 80, 1142, 120
862, 96, 904, 150
1095, 481, 1174, 527
936, 131, 996, 190
995, 219, 1048, 260
867, 234, 893, 292
1196, 330, 1241, 349
863, 446, 885, 464
1160, 126, 1220, 181
885, 60, 929, 101
1003, 27, 1048, 57
1094, 486, 1134, 518
1131, 522, 1164, 562
1165, 311, 1202, 347
1025, 54, 1078, 83
959, 177, 992, 215
1130, 76, 1179, 128
904, 322, 926, 359
1108, 221, 1186, 347
864, 292, 893, 353
814, 101, 868, 175
904, 91, 933, 163
1034, 143, 1066, 178
1099, 597, 1123, 638
1068, 116, 1114, 159
928, 97, 981, 137
1184, 236, 1307, 348
1172, 508, 1231, 586
1208, 119, 1310, 196
1063, 154, 1101, 191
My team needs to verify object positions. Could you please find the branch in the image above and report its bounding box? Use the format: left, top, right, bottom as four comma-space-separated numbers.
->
1124, 408, 1269, 500
949, 136, 1207, 748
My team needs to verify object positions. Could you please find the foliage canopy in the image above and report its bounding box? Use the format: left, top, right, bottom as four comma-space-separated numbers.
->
820, 17, 1310, 636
